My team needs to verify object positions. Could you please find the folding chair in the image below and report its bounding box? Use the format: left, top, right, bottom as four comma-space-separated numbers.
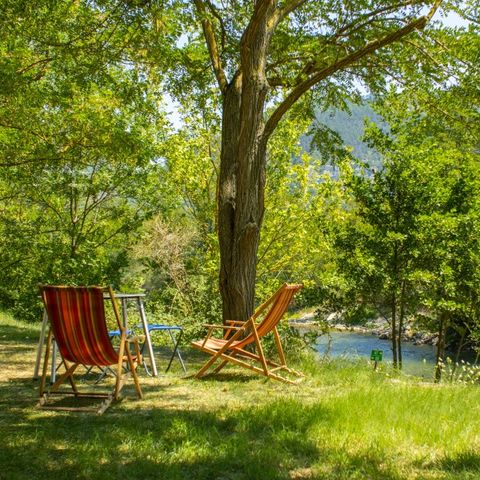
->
191, 283, 304, 383
38, 285, 143, 414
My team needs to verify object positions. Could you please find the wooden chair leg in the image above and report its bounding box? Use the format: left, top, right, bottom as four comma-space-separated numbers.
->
62, 359, 79, 395
115, 336, 126, 400
39, 329, 52, 397
49, 363, 79, 393
273, 326, 287, 366
195, 337, 241, 378
211, 356, 233, 374
96, 395, 114, 415
195, 352, 223, 378
251, 325, 269, 376
38, 361, 80, 408
125, 345, 143, 399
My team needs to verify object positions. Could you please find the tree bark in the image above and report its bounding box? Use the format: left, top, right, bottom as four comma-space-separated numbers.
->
218, 5, 274, 321
391, 291, 398, 369
391, 241, 399, 369
398, 280, 407, 370
434, 311, 449, 382
218, 80, 268, 320
450, 328, 466, 381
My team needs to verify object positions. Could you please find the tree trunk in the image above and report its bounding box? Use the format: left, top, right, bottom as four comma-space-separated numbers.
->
450, 328, 466, 381
434, 311, 449, 383
217, 81, 267, 320
391, 292, 398, 369
390, 242, 400, 369
217, 11, 273, 321
193, 0, 442, 323
194, 0, 441, 323
398, 280, 406, 370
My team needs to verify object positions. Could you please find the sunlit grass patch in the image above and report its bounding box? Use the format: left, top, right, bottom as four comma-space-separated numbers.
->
0, 315, 479, 480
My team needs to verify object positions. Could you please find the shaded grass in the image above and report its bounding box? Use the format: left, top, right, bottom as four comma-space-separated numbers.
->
0, 314, 479, 480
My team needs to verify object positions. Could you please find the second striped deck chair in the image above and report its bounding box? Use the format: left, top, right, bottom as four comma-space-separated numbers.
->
39, 285, 143, 414
191, 283, 304, 383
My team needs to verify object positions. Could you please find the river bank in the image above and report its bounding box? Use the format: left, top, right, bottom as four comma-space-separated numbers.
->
290, 312, 439, 346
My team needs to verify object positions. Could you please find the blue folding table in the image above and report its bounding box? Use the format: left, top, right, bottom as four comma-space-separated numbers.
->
139, 324, 186, 374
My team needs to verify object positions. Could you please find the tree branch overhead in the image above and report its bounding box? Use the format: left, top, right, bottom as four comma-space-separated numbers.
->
264, 0, 444, 139
193, 0, 228, 92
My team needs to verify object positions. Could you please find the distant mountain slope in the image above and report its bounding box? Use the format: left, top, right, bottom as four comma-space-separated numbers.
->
301, 101, 386, 170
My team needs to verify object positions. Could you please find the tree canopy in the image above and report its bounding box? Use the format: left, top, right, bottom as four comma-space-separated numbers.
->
1, 0, 479, 362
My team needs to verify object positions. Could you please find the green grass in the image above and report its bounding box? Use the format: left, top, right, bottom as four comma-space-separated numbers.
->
0, 312, 479, 480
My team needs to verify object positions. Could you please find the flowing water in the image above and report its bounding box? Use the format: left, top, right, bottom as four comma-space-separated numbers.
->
313, 330, 438, 378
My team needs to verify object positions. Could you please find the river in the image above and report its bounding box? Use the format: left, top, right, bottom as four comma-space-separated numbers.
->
313, 330, 438, 378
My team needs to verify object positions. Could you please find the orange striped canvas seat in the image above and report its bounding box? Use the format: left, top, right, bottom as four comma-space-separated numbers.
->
42, 286, 119, 367
38, 285, 143, 414
192, 337, 244, 350
192, 283, 304, 383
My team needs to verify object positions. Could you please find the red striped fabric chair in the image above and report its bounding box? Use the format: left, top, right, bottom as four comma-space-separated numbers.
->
191, 283, 304, 383
39, 285, 143, 414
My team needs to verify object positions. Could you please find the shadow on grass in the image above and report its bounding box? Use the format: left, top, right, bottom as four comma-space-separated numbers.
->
3, 321, 478, 480
0, 322, 40, 344
2, 386, 478, 479
408, 451, 480, 479
0, 398, 408, 480
435, 452, 480, 473
193, 371, 265, 383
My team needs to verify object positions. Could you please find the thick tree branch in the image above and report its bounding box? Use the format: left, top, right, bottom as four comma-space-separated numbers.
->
285, 2, 425, 86
264, 1, 442, 139
241, 0, 276, 51
193, 0, 228, 92
205, 0, 227, 51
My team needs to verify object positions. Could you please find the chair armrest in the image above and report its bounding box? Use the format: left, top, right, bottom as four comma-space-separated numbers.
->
225, 320, 247, 325
200, 322, 247, 348
202, 324, 243, 330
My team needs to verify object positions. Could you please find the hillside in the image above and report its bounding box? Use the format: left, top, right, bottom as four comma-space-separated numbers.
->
301, 101, 385, 173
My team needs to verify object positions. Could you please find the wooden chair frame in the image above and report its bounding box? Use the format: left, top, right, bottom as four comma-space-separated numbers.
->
38, 286, 143, 415
192, 284, 304, 384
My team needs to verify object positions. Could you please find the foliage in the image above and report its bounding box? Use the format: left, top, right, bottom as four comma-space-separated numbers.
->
257, 113, 330, 297
314, 88, 480, 366
0, 0, 169, 320
1, 0, 480, 362
370, 20, 480, 366
127, 112, 222, 337
131, 214, 221, 340
150, 0, 457, 319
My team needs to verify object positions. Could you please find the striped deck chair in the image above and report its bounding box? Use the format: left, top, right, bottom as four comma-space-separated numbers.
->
191, 283, 304, 383
38, 285, 143, 414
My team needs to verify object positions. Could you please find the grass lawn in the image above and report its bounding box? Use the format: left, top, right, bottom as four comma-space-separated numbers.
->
0, 313, 479, 480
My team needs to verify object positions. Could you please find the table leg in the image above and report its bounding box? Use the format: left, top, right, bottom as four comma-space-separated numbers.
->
121, 298, 129, 328
166, 329, 187, 373
33, 310, 49, 380
136, 298, 158, 377
51, 340, 57, 383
